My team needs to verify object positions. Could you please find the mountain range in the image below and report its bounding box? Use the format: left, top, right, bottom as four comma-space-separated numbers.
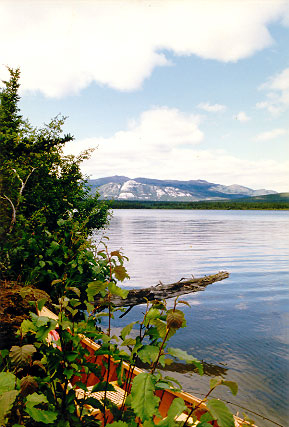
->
89, 176, 277, 201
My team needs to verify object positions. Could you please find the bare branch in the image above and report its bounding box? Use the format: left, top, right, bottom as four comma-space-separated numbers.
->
2, 195, 16, 233
12, 167, 36, 204
1, 168, 36, 233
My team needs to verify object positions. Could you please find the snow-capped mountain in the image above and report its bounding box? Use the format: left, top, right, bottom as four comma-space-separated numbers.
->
89, 176, 277, 201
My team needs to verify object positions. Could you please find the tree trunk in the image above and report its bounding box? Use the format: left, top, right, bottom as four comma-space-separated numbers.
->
95, 271, 229, 310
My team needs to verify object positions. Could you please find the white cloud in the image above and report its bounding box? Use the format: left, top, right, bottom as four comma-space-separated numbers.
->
64, 105, 203, 162
0, 0, 288, 97
197, 102, 226, 112
64, 107, 289, 192
257, 67, 289, 114
254, 128, 287, 141
235, 111, 251, 122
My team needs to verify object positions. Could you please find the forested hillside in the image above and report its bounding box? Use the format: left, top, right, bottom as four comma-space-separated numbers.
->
109, 193, 289, 210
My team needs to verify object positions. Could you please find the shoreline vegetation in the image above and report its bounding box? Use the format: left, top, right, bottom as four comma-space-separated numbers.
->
2, 67, 233, 427
108, 194, 289, 210
0, 68, 279, 426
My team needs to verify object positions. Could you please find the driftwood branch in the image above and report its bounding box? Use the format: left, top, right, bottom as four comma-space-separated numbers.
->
94, 271, 229, 309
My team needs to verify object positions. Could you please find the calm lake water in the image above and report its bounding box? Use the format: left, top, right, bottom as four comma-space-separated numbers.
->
96, 209, 289, 427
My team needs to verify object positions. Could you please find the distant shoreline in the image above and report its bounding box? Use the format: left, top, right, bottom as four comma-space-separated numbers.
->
107, 199, 289, 210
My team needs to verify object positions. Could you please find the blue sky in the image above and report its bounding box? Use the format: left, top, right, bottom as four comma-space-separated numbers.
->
1, 0, 289, 191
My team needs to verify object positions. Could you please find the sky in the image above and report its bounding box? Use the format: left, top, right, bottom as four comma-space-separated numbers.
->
1, 0, 289, 192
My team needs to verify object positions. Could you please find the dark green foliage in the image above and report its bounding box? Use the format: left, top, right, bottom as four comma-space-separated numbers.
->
109, 197, 289, 210
0, 68, 22, 135
0, 68, 109, 290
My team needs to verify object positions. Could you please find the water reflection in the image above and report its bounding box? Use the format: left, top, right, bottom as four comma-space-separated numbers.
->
95, 209, 289, 427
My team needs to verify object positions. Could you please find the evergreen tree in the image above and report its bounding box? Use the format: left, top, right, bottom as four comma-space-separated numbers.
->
0, 68, 109, 291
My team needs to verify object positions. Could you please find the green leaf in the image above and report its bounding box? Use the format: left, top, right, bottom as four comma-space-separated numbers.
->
0, 372, 16, 393
26, 405, 58, 424
51, 279, 62, 286
0, 390, 19, 425
35, 319, 57, 341
138, 345, 160, 363
86, 302, 95, 313
144, 308, 160, 326
154, 319, 167, 338
60, 320, 71, 330
26, 392, 47, 406
113, 265, 129, 282
130, 372, 160, 421
108, 282, 129, 299
121, 321, 137, 340
200, 412, 214, 423
36, 316, 50, 328
50, 241, 60, 250
166, 397, 186, 420
82, 397, 103, 410
163, 376, 182, 391
0, 349, 9, 360
152, 300, 166, 310
167, 348, 203, 375
209, 378, 238, 396
70, 299, 81, 308
86, 281, 106, 300
155, 381, 170, 390
9, 344, 36, 365
67, 287, 81, 297
121, 338, 136, 347
90, 382, 116, 393
63, 369, 74, 380
25, 393, 58, 424
37, 298, 47, 312
157, 397, 186, 427
29, 313, 52, 328
221, 380, 238, 396
206, 399, 235, 427
64, 351, 79, 362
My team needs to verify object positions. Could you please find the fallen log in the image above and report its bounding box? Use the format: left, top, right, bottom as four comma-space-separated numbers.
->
94, 271, 229, 311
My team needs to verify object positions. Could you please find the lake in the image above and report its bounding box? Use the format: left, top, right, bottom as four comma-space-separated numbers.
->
95, 209, 289, 427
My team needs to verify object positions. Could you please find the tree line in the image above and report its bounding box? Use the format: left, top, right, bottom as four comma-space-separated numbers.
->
109, 199, 289, 210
